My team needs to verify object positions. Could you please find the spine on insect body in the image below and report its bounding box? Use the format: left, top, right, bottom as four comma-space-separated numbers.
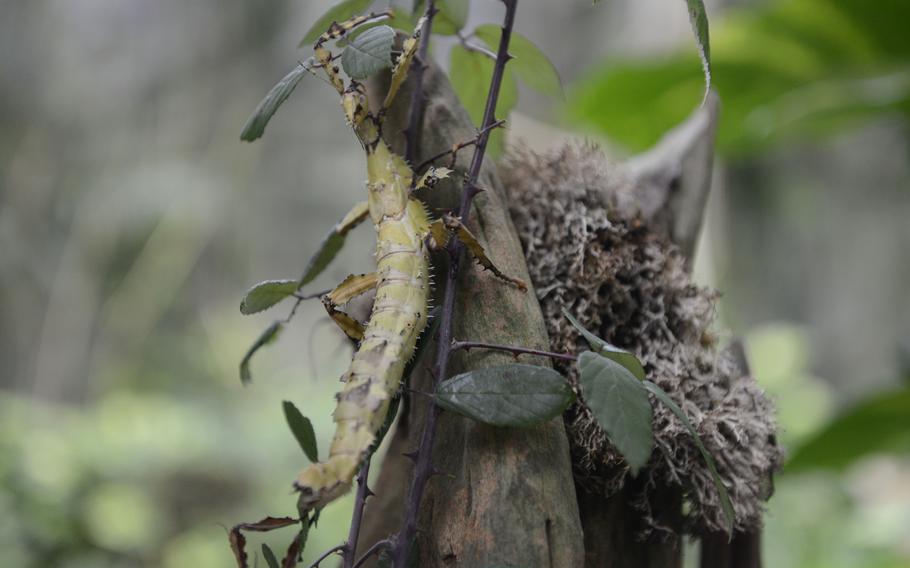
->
294, 139, 431, 511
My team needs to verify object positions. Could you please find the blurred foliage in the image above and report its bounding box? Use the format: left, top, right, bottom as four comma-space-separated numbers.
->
1, 0, 908, 567
568, 0, 910, 157
787, 383, 910, 473
746, 324, 910, 567
0, 377, 359, 567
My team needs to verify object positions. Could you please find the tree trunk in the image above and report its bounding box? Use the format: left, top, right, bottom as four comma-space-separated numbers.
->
358, 59, 585, 566
360, 60, 764, 567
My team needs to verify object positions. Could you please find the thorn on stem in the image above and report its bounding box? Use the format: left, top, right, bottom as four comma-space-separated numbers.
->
402, 450, 419, 462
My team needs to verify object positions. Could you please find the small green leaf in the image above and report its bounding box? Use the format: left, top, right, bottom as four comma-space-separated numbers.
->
283, 401, 319, 463
300, 230, 346, 287
240, 321, 284, 384
684, 0, 711, 100
435, 364, 575, 427
578, 351, 653, 474
341, 25, 396, 79
240, 279, 299, 315
473, 25, 563, 99
388, 7, 417, 33
448, 44, 518, 157
261, 543, 280, 568
299, 0, 372, 47
562, 309, 646, 380
643, 380, 734, 532
240, 61, 313, 142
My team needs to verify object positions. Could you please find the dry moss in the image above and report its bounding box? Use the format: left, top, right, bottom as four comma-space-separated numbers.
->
502, 144, 782, 535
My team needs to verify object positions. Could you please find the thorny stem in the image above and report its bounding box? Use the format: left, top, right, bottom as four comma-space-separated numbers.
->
308, 544, 344, 568
392, 1, 519, 566
456, 30, 497, 60
404, 1, 438, 166
352, 539, 392, 568
452, 340, 578, 362
285, 287, 331, 323
414, 119, 507, 175
340, 459, 372, 568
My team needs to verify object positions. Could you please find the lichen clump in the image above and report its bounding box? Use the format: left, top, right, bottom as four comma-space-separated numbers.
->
502, 144, 782, 535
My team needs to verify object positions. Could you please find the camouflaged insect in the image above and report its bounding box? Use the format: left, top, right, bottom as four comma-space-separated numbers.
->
292, 13, 524, 513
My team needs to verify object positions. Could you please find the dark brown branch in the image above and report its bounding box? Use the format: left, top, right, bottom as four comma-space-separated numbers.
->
391, 1, 519, 566
403, 1, 438, 165
414, 119, 506, 175
307, 544, 344, 568
340, 458, 372, 568
452, 340, 578, 362
352, 539, 392, 568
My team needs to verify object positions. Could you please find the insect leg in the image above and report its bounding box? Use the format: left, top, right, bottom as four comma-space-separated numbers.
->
435, 213, 528, 291
414, 166, 453, 192
380, 15, 428, 111
321, 272, 380, 341
336, 200, 370, 235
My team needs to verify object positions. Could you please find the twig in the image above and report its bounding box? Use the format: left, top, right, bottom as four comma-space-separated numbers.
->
414, 119, 507, 175
352, 539, 392, 568
456, 31, 497, 60
404, 1, 439, 165
340, 458, 373, 568
452, 340, 577, 362
391, 1, 519, 566
286, 287, 331, 322
308, 544, 344, 568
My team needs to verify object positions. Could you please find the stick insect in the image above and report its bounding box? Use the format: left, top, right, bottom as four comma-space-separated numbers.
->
290, 12, 526, 514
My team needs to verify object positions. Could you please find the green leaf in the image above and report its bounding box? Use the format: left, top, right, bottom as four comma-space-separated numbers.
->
415, 0, 468, 35
577, 351, 653, 474
643, 379, 734, 532
283, 400, 319, 463
261, 543, 280, 568
684, 0, 711, 100
566, 0, 910, 156
240, 279, 298, 315
240, 61, 313, 142
562, 309, 646, 380
448, 44, 518, 156
388, 7, 418, 33
300, 229, 346, 287
341, 25, 396, 80
786, 385, 910, 473
473, 25, 564, 99
435, 364, 575, 427
299, 0, 372, 47
239, 321, 283, 385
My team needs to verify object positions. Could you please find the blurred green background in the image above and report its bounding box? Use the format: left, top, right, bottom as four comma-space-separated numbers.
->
1, 0, 908, 566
